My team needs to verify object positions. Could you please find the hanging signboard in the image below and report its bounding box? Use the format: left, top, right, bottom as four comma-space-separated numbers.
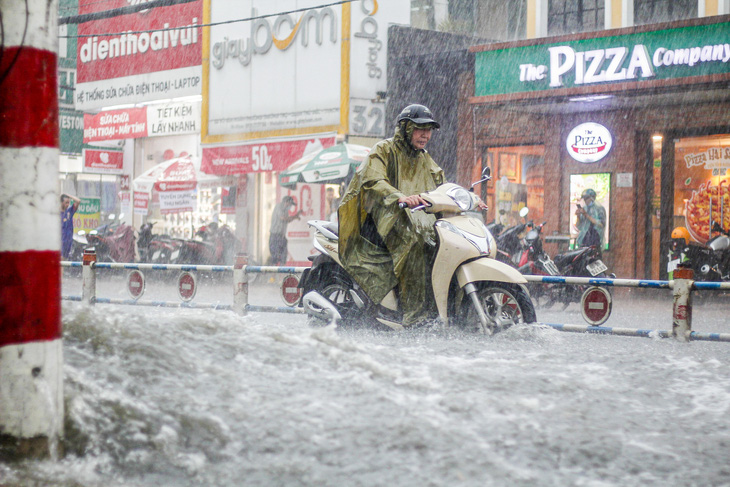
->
565, 123, 613, 163
158, 190, 196, 214
83, 101, 201, 143
84, 107, 147, 142
83, 148, 124, 174
73, 197, 101, 233
76, 0, 202, 110
134, 191, 150, 215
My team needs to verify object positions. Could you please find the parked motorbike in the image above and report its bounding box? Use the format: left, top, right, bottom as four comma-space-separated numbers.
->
137, 221, 180, 264
171, 223, 240, 265
298, 167, 536, 334
85, 223, 136, 263
492, 207, 531, 266
668, 224, 730, 281
550, 242, 610, 307
506, 209, 610, 308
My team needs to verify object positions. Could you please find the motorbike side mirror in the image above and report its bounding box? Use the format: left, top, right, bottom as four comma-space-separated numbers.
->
108, 214, 115, 220
470, 166, 492, 190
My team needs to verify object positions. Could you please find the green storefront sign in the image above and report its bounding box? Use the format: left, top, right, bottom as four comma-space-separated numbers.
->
73, 197, 101, 233
475, 20, 730, 97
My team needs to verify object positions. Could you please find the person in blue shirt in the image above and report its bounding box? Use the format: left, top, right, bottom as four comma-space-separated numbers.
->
60, 193, 81, 259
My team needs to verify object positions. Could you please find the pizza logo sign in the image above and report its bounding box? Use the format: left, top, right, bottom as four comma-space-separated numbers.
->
566, 122, 613, 163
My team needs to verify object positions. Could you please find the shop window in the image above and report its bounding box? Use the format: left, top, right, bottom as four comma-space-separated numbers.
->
674, 135, 730, 244
634, 0, 696, 26
548, 0, 604, 36
480, 145, 544, 227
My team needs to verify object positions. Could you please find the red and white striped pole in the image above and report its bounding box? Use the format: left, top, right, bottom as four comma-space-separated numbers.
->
0, 0, 64, 459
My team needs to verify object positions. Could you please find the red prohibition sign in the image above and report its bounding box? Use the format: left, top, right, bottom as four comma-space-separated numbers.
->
127, 270, 145, 300
178, 271, 197, 302
280, 274, 302, 307
581, 286, 612, 326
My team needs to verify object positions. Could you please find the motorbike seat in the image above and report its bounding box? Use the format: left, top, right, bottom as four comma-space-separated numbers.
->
553, 248, 587, 266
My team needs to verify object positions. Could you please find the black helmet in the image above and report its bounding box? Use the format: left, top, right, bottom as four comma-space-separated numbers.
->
396, 104, 440, 129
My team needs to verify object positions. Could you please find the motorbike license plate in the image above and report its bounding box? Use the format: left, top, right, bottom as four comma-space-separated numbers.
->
586, 259, 608, 276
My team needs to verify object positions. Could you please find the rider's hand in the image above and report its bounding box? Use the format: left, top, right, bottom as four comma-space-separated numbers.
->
398, 195, 428, 208
476, 196, 488, 211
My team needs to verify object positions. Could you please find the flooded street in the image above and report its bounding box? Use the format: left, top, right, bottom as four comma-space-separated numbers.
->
2, 275, 730, 486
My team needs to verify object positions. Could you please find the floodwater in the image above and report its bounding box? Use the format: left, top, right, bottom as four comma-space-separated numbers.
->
2, 274, 730, 487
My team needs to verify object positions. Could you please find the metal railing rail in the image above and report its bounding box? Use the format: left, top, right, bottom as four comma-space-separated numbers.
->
61, 252, 729, 341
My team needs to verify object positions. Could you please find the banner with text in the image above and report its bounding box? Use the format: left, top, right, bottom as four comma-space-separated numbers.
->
159, 190, 196, 213
83, 101, 201, 142
134, 191, 150, 215
76, 0, 202, 110
73, 197, 101, 233
201, 135, 336, 176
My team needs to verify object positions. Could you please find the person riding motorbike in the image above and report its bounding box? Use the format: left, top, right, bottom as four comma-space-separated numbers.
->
338, 104, 448, 326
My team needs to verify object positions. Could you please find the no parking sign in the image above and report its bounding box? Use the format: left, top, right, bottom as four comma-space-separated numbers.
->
127, 270, 145, 300
581, 286, 612, 326
280, 274, 302, 307
178, 272, 197, 302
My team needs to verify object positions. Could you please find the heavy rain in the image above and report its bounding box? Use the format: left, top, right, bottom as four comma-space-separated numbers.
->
1, 1, 730, 486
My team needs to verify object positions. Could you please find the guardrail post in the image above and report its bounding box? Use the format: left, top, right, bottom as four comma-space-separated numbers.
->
82, 249, 97, 306
233, 253, 249, 316
672, 264, 694, 342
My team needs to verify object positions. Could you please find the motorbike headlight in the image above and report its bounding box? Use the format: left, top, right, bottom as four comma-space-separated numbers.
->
436, 220, 491, 255
446, 187, 474, 211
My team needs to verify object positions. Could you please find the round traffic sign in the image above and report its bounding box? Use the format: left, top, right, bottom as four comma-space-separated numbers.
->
581, 286, 612, 326
178, 271, 197, 302
127, 270, 145, 300
280, 274, 302, 307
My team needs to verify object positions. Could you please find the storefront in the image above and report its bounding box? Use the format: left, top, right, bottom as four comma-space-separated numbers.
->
462, 16, 730, 279
201, 0, 409, 265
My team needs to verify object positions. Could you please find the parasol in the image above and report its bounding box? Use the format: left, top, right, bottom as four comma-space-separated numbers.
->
133, 157, 232, 193
278, 142, 370, 188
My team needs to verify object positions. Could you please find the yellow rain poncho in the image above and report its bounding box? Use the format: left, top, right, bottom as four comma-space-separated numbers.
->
338, 123, 445, 325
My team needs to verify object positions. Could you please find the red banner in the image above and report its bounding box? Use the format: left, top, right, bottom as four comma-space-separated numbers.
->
77, 0, 201, 83
84, 108, 147, 142
84, 149, 124, 174
201, 136, 336, 175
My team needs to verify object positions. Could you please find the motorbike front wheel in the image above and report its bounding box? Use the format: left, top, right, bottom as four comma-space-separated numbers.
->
458, 282, 536, 334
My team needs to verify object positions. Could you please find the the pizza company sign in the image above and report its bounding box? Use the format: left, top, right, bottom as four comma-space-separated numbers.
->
566, 123, 613, 163
474, 21, 730, 97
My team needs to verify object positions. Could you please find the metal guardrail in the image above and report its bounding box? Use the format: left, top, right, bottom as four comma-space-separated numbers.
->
62, 252, 729, 342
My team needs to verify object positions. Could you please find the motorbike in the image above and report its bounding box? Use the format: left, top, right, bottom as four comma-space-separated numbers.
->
549, 240, 610, 306
668, 223, 730, 281
502, 208, 611, 308
85, 222, 136, 263
171, 223, 240, 265
137, 221, 180, 264
298, 166, 537, 335
491, 207, 531, 266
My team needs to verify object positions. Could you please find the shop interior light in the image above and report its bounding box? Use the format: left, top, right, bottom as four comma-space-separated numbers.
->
652, 135, 663, 141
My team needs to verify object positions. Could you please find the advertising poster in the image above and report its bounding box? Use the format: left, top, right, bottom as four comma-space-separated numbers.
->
281, 184, 325, 265
569, 173, 611, 250
74, 197, 101, 233
83, 148, 124, 174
